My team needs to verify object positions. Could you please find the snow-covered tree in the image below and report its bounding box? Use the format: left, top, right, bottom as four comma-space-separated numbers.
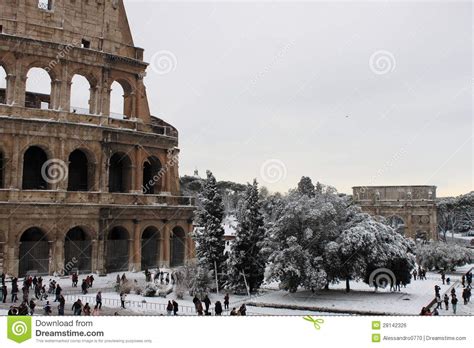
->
266, 181, 416, 293
194, 170, 226, 284
266, 189, 347, 292
227, 180, 266, 293
416, 241, 473, 271
325, 212, 416, 291
297, 176, 316, 197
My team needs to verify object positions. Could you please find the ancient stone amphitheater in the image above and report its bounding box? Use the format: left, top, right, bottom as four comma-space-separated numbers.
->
0, 0, 195, 277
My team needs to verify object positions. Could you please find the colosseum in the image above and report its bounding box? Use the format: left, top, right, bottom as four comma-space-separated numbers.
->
0, 0, 195, 277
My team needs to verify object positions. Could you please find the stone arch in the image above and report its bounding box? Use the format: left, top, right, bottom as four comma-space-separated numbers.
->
141, 226, 160, 270
108, 152, 132, 193
24, 64, 57, 109
106, 226, 130, 272
22, 145, 51, 190
387, 215, 406, 236
142, 156, 163, 194
109, 77, 134, 119
64, 226, 92, 274
18, 227, 50, 276
69, 69, 100, 114
170, 226, 186, 267
68, 148, 96, 191
0, 63, 6, 104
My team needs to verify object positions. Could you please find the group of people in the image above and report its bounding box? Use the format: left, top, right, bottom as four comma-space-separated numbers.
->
189, 293, 243, 316
144, 268, 175, 286
422, 270, 473, 316
412, 267, 427, 281
71, 273, 95, 294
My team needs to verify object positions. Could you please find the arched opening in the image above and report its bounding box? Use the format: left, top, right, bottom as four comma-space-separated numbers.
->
142, 156, 163, 194
19, 227, 49, 277
106, 227, 129, 272
22, 146, 49, 190
25, 67, 52, 109
387, 215, 405, 236
141, 227, 159, 270
171, 227, 186, 267
64, 227, 92, 274
0, 65, 6, 104
0, 150, 4, 188
108, 152, 132, 193
70, 74, 94, 114
110, 80, 133, 119
68, 150, 90, 191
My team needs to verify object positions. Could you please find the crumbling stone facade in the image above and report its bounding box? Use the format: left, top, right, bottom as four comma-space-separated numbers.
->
353, 185, 438, 240
0, 0, 195, 276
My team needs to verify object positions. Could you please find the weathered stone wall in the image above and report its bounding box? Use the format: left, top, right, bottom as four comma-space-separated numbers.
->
353, 186, 438, 240
0, 0, 196, 276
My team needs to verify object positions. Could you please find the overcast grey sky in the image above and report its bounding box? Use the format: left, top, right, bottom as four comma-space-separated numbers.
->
16, 0, 470, 197
121, 0, 472, 197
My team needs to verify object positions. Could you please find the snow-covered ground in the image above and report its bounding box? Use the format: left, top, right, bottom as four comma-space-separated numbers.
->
1, 265, 472, 316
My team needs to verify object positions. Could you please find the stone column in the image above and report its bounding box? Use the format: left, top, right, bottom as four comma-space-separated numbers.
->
89, 86, 99, 114
131, 222, 141, 271
52, 239, 64, 275
160, 225, 170, 268
100, 87, 111, 116
91, 239, 98, 273
133, 146, 142, 194
5, 74, 15, 105
7, 243, 18, 277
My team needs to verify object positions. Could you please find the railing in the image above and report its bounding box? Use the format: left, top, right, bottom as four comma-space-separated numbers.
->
0, 189, 195, 207
63, 294, 205, 315
0, 104, 177, 138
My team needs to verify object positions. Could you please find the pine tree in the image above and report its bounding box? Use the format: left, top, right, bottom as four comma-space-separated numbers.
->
297, 176, 316, 197
228, 179, 266, 293
194, 170, 226, 285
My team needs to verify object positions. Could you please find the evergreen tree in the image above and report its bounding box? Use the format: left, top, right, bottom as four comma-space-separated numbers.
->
297, 176, 316, 197
228, 179, 266, 293
194, 171, 226, 285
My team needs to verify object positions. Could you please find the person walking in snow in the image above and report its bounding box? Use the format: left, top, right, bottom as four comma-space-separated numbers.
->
29, 299, 36, 315
203, 295, 211, 315
436, 294, 442, 309
441, 271, 446, 285
224, 293, 230, 310
215, 301, 223, 316
166, 300, 173, 315
451, 294, 458, 314
172, 300, 179, 315
58, 295, 65, 316
412, 269, 417, 281
96, 291, 102, 309
443, 294, 449, 310
120, 292, 126, 309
